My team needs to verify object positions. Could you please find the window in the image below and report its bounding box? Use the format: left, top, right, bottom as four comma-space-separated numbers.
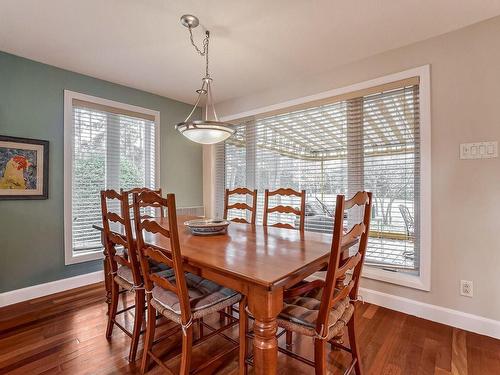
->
64, 91, 159, 264
215, 67, 431, 290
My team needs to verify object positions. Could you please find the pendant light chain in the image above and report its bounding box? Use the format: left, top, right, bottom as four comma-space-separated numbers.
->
188, 27, 210, 78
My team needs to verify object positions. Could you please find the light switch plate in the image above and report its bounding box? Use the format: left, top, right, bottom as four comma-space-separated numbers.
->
460, 141, 498, 160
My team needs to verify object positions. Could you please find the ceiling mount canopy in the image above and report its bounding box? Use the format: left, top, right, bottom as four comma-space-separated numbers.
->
175, 14, 235, 145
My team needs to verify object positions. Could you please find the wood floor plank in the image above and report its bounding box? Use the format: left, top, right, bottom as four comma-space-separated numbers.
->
418, 338, 439, 375
451, 328, 468, 375
362, 304, 379, 320
1, 284, 499, 374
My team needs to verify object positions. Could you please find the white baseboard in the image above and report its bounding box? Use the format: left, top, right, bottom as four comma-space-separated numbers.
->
359, 287, 500, 340
0, 270, 104, 308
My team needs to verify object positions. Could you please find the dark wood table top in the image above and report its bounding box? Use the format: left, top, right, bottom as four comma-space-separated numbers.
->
95, 215, 339, 290
157, 216, 335, 289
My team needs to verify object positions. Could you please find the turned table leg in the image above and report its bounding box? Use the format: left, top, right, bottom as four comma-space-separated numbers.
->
248, 287, 283, 375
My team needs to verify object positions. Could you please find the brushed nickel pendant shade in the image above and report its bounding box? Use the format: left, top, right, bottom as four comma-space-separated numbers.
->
176, 15, 235, 145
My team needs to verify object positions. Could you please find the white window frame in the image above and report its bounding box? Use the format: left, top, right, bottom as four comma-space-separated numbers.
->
212, 65, 431, 291
64, 90, 161, 265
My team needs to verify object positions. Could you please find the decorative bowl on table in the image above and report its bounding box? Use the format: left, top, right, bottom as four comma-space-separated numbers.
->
184, 218, 230, 236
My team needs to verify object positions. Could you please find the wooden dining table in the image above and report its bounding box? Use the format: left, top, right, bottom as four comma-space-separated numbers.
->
95, 215, 343, 375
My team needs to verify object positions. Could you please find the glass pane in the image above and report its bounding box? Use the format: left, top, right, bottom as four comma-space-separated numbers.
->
72, 108, 106, 252
119, 116, 146, 190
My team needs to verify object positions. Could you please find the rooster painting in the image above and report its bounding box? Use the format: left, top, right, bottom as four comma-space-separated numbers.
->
0, 154, 34, 189
0, 136, 48, 199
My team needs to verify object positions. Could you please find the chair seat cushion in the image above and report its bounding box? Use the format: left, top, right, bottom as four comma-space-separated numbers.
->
277, 287, 353, 340
116, 266, 134, 285
151, 273, 240, 321
115, 266, 174, 291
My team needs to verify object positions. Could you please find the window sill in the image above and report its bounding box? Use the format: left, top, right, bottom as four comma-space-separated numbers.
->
362, 265, 430, 291
65, 250, 104, 265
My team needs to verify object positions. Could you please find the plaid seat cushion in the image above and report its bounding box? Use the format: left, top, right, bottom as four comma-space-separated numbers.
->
277, 287, 353, 340
148, 259, 171, 273
151, 273, 241, 321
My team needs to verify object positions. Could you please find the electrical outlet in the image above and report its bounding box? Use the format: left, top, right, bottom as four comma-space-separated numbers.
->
460, 280, 473, 297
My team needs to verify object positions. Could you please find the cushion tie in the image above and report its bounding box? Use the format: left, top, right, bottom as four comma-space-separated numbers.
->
350, 295, 364, 304
314, 323, 329, 340
129, 284, 145, 292
181, 316, 193, 336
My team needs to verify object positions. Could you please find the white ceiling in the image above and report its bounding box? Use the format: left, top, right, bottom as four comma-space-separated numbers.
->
1, 1, 500, 105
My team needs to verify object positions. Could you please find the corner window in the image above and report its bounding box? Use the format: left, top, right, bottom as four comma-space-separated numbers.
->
215, 66, 431, 290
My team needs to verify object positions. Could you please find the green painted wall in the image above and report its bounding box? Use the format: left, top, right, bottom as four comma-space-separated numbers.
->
0, 51, 203, 292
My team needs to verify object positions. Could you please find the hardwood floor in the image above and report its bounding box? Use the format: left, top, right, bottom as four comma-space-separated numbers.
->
1, 283, 499, 374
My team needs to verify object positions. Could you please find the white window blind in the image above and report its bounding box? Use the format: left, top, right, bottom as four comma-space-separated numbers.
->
216, 80, 420, 274
70, 99, 157, 257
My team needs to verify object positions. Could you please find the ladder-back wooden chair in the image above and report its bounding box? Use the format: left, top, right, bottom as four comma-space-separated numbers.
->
222, 187, 257, 320
223, 187, 258, 224
263, 188, 306, 230
122, 187, 171, 275
121, 187, 165, 218
264, 191, 372, 374
133, 191, 243, 374
100, 189, 146, 362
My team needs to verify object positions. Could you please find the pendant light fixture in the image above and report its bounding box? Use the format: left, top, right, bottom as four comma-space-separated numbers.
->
175, 14, 235, 145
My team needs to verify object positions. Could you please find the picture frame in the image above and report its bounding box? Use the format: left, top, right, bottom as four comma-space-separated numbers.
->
0, 135, 49, 200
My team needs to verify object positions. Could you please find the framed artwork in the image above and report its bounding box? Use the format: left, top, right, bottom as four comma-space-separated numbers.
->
0, 135, 49, 200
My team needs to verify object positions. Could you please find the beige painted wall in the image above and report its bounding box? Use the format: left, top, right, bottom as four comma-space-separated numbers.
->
215, 16, 500, 321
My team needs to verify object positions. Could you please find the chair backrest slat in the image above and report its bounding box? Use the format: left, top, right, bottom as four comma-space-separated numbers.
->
142, 246, 174, 268
267, 188, 303, 197
336, 252, 362, 278
122, 187, 165, 219
342, 223, 366, 245
106, 212, 126, 225
141, 219, 171, 237
344, 191, 370, 209
102, 189, 122, 200
263, 188, 306, 231
331, 279, 355, 306
100, 189, 142, 287
150, 273, 177, 293
133, 192, 192, 324
108, 232, 128, 247
223, 187, 258, 224
230, 217, 252, 224
113, 254, 131, 268
226, 202, 253, 211
315, 191, 373, 334
271, 222, 296, 230
267, 205, 302, 216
